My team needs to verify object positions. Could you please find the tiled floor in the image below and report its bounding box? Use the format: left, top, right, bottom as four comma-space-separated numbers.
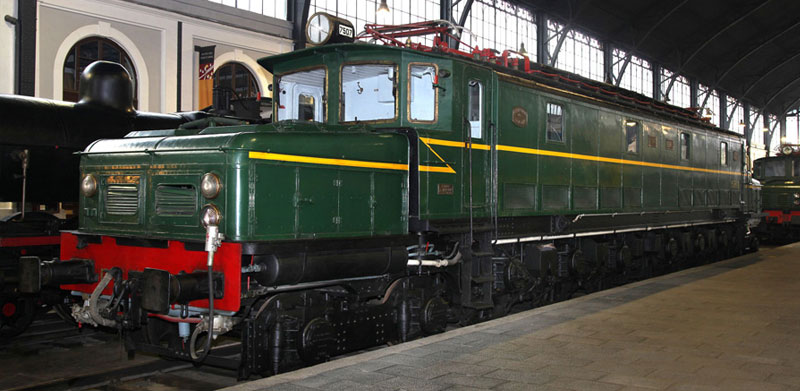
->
223, 243, 800, 391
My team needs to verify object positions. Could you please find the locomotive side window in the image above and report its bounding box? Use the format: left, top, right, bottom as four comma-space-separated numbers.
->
341, 64, 397, 122
468, 80, 483, 138
546, 103, 563, 142
298, 94, 316, 121
720, 142, 728, 166
409, 64, 437, 123
625, 120, 640, 153
680, 132, 691, 160
277, 68, 326, 122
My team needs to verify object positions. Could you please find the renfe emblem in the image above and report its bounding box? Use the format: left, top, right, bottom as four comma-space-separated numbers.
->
512, 107, 528, 128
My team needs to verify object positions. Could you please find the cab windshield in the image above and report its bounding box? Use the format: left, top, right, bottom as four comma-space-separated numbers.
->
756, 160, 786, 178
277, 68, 326, 122
341, 64, 397, 122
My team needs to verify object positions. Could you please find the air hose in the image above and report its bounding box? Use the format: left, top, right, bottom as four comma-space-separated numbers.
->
190, 225, 223, 361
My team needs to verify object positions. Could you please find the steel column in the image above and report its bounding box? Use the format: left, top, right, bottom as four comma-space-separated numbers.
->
440, 0, 453, 46
743, 102, 751, 149
780, 115, 787, 145
720, 92, 728, 130
289, 0, 311, 50
16, 0, 36, 96
603, 40, 613, 84
536, 10, 548, 65
453, 0, 474, 50
652, 64, 661, 101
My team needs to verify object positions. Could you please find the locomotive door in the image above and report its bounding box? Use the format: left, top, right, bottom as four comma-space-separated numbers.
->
463, 66, 495, 219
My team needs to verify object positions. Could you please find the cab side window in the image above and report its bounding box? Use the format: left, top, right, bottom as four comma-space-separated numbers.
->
720, 141, 728, 166
625, 120, 640, 153
409, 64, 437, 122
546, 103, 564, 142
680, 132, 691, 160
468, 80, 483, 138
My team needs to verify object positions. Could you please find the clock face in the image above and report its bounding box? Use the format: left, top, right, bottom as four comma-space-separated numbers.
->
307, 13, 332, 45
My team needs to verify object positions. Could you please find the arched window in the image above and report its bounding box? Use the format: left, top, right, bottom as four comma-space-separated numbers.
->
63, 37, 137, 106
214, 62, 259, 98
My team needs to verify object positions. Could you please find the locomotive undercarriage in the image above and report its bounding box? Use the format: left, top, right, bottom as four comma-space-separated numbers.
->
49, 214, 756, 379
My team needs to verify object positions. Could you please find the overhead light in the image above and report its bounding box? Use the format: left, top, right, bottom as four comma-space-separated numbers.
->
518, 43, 528, 57
377, 0, 390, 17
737, 120, 746, 131
762, 127, 769, 132
625, 120, 637, 126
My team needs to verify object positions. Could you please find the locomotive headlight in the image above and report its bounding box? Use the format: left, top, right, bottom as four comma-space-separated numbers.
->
201, 204, 222, 227
200, 173, 222, 199
794, 193, 800, 199
80, 174, 98, 197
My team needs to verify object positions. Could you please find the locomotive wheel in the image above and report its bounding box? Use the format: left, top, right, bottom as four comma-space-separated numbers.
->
0, 293, 37, 339
421, 297, 448, 334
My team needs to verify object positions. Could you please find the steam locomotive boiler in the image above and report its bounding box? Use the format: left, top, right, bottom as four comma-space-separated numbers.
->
20, 17, 760, 377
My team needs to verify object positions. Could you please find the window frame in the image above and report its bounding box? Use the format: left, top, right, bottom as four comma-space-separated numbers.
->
63, 36, 138, 107
625, 119, 641, 154
339, 61, 399, 125
680, 132, 691, 160
720, 141, 728, 166
407, 62, 439, 124
468, 79, 484, 139
545, 102, 565, 143
214, 62, 260, 99
275, 65, 328, 123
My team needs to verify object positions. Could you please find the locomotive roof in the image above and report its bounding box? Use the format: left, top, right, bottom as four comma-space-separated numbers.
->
259, 43, 742, 140
754, 154, 796, 162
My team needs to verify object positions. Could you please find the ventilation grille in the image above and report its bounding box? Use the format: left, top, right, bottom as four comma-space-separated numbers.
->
106, 184, 139, 216
155, 185, 197, 216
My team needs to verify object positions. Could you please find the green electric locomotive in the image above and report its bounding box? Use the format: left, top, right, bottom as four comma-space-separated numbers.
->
21, 18, 759, 377
753, 148, 800, 242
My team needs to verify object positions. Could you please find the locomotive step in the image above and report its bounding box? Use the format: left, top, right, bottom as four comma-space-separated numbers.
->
471, 251, 495, 257
465, 300, 494, 310
471, 275, 495, 283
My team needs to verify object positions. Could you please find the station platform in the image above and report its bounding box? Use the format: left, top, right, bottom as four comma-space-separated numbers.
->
223, 242, 800, 391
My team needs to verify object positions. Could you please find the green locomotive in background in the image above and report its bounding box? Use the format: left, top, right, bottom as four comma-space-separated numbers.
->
21, 16, 760, 377
753, 149, 800, 242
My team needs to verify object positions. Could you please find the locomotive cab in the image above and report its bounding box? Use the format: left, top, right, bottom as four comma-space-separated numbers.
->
753, 154, 800, 241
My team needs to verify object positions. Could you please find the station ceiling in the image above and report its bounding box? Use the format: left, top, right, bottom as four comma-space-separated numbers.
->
514, 0, 800, 115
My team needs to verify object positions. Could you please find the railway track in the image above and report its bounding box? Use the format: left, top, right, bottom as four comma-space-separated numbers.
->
1, 331, 239, 391
0, 312, 93, 350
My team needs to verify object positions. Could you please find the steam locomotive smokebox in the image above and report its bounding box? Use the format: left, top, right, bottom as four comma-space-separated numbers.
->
78, 61, 135, 112
523, 243, 557, 275
253, 247, 406, 286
